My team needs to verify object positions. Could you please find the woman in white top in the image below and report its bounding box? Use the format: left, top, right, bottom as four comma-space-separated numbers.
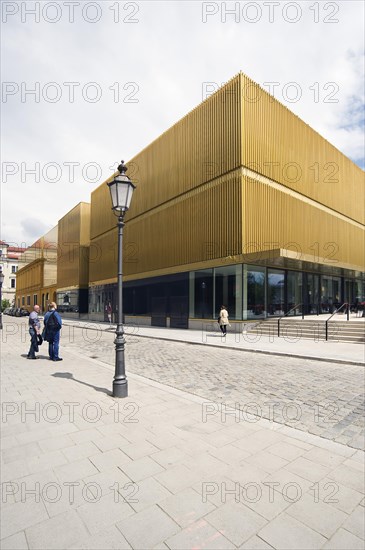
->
218, 305, 229, 335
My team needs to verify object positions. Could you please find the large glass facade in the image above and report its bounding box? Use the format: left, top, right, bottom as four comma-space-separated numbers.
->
304, 273, 320, 314
267, 269, 285, 316
287, 271, 303, 314
345, 278, 365, 305
189, 269, 213, 319
189, 265, 242, 319
89, 285, 115, 318
88, 265, 363, 324
214, 265, 242, 320
332, 277, 341, 308
321, 275, 341, 312
244, 265, 266, 319
56, 289, 88, 314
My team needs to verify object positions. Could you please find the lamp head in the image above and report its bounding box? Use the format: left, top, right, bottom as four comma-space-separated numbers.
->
108, 160, 136, 214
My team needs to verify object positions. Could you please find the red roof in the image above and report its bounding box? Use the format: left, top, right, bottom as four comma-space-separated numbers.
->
8, 247, 26, 253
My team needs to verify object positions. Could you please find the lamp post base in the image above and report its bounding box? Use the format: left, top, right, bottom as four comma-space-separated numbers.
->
113, 379, 128, 398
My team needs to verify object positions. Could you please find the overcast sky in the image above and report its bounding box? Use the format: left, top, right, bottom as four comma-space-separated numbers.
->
1, 0, 364, 247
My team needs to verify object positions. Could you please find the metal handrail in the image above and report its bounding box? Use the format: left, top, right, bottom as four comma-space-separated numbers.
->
325, 302, 349, 340
278, 304, 304, 337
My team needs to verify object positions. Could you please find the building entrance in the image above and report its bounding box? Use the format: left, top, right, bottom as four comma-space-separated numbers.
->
304, 273, 320, 315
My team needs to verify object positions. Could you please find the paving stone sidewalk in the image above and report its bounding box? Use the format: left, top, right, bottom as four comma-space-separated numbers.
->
1, 319, 365, 549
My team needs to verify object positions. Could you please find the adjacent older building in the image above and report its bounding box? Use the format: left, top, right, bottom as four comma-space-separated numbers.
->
15, 226, 58, 313
87, 73, 364, 327
0, 241, 26, 305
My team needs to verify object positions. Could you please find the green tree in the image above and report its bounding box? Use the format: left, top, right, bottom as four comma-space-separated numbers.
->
1, 299, 11, 312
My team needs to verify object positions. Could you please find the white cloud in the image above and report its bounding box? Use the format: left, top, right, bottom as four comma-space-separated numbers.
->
1, 0, 364, 245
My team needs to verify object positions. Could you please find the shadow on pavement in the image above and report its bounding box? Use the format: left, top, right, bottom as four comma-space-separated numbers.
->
52, 372, 112, 396
20, 354, 51, 360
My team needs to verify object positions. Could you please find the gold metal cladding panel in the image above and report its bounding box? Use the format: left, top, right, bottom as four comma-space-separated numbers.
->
243, 176, 365, 270
57, 203, 90, 288
89, 174, 242, 283
79, 245, 90, 286
127, 75, 241, 217
241, 74, 365, 224
90, 75, 242, 241
79, 203, 91, 246
89, 230, 118, 285
90, 183, 116, 241
58, 205, 81, 288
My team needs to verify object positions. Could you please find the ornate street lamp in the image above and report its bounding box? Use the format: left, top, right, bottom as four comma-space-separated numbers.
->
108, 161, 136, 398
0, 269, 4, 330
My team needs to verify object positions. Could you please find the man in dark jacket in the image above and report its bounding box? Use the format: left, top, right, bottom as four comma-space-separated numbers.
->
43, 302, 63, 361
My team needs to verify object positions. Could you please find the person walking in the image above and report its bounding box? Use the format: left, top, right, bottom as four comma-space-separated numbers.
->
106, 302, 112, 325
28, 305, 41, 359
218, 305, 230, 336
43, 302, 63, 361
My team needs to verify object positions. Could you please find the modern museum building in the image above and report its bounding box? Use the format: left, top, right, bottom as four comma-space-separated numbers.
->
16, 73, 365, 328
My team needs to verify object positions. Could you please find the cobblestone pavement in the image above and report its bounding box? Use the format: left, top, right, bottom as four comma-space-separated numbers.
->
61, 325, 365, 450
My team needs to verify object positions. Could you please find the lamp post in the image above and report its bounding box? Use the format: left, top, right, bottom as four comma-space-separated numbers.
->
0, 269, 4, 330
108, 161, 136, 398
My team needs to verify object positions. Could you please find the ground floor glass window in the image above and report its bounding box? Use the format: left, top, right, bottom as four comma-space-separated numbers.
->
244, 265, 266, 319
287, 271, 303, 314
189, 269, 213, 319
321, 276, 341, 312
267, 269, 285, 316
214, 265, 242, 320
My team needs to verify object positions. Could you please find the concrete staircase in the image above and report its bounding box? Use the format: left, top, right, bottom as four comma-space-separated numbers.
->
246, 317, 365, 344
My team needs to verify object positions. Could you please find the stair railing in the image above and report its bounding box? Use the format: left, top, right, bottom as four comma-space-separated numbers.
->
278, 304, 304, 337
325, 302, 349, 340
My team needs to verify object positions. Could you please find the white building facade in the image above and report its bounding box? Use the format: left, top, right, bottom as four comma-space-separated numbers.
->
0, 241, 26, 305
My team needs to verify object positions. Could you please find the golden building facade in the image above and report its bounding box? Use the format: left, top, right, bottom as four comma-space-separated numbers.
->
56, 202, 90, 316
88, 73, 364, 326
15, 73, 364, 324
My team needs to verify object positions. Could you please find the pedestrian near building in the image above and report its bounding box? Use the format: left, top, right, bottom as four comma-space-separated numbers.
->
43, 302, 63, 361
106, 302, 112, 325
28, 305, 41, 359
218, 305, 230, 335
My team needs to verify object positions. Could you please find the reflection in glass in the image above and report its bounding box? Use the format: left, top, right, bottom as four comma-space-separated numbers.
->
321, 276, 341, 313
305, 274, 319, 314
214, 265, 242, 320
244, 265, 266, 319
268, 270, 285, 316
56, 289, 80, 313
348, 279, 365, 304
332, 277, 341, 309
190, 269, 213, 318
287, 271, 303, 315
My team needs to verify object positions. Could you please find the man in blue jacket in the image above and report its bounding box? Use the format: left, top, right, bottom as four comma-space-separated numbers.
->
44, 302, 63, 361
